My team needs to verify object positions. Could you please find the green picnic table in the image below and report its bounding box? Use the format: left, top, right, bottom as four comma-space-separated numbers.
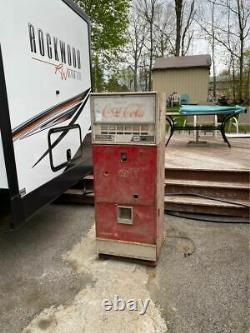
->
166, 105, 247, 148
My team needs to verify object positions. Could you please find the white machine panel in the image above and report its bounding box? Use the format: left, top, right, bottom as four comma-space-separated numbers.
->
91, 93, 158, 145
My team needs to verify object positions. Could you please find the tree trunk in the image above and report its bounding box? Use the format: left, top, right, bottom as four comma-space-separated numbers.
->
237, 0, 244, 102
232, 57, 237, 102
247, 62, 250, 102
211, 1, 216, 99
175, 0, 183, 56
93, 55, 98, 92
148, 1, 155, 91
239, 39, 244, 101
134, 59, 138, 91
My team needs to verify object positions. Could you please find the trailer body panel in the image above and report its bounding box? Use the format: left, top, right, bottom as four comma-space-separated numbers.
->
0, 0, 92, 225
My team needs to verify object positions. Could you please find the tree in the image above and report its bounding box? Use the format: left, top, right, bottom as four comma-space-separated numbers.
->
126, 2, 148, 91
197, 0, 217, 98
154, 4, 176, 57
235, 0, 250, 101
196, 0, 250, 101
76, 0, 130, 91
210, 0, 216, 99
180, 0, 195, 56
174, 0, 196, 56
175, 0, 183, 56
104, 68, 132, 91
137, 0, 159, 91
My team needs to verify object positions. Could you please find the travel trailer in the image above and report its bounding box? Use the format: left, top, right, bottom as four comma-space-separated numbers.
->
0, 0, 92, 226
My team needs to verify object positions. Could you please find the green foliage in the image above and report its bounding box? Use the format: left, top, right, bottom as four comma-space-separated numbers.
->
76, 0, 130, 91
78, 0, 129, 52
92, 56, 105, 92
105, 73, 129, 92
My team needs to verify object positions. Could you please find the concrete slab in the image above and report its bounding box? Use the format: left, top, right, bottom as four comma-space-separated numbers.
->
0, 205, 249, 333
0, 204, 94, 333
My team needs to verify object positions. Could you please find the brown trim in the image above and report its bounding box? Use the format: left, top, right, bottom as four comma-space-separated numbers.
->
12, 91, 87, 141
153, 66, 210, 71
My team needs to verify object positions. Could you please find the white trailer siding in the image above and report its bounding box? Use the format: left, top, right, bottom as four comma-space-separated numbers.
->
0, 0, 91, 195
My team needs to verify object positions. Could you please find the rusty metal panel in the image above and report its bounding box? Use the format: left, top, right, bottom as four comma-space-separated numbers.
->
95, 202, 157, 244
93, 145, 157, 205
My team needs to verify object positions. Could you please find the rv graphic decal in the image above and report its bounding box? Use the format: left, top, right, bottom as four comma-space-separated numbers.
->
32, 57, 82, 81
29, 24, 82, 81
32, 87, 91, 168
12, 89, 90, 141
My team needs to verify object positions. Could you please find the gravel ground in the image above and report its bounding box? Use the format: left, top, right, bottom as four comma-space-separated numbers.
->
0, 204, 249, 333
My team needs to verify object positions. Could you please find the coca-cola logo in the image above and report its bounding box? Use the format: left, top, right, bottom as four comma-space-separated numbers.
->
101, 104, 145, 118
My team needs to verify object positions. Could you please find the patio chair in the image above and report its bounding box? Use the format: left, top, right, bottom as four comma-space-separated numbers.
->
215, 114, 239, 135
180, 94, 189, 105
228, 116, 239, 133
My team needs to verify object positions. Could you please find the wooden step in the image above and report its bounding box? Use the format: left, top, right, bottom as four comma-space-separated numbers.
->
165, 195, 250, 208
165, 179, 249, 201
165, 168, 250, 184
164, 195, 249, 218
81, 170, 250, 186
165, 179, 249, 189
78, 176, 249, 200
59, 189, 249, 218
60, 166, 250, 218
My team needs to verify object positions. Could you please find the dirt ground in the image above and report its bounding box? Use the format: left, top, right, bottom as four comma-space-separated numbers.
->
0, 203, 249, 333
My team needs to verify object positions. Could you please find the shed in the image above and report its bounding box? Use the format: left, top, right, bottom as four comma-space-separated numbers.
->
152, 54, 211, 104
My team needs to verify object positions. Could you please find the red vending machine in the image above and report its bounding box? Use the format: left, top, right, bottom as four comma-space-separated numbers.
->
91, 92, 165, 263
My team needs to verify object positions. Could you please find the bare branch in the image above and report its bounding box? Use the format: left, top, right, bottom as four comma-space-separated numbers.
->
194, 17, 240, 58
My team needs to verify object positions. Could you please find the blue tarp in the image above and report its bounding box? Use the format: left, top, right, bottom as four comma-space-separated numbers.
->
180, 105, 246, 115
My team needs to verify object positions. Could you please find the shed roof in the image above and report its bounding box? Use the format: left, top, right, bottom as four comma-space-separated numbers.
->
153, 54, 211, 70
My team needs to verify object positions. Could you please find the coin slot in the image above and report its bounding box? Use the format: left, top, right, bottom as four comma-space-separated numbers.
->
120, 152, 127, 162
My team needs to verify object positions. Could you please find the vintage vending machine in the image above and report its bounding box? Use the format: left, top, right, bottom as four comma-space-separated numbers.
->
91, 92, 165, 263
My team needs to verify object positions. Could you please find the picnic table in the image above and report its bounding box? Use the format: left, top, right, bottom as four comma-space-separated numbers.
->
166, 105, 247, 148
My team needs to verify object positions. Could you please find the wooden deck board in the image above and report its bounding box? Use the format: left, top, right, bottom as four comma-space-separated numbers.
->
165, 195, 250, 208
165, 135, 250, 171
165, 179, 249, 189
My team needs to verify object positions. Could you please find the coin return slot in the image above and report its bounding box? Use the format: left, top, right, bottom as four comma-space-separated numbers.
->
117, 206, 133, 225
120, 152, 127, 162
